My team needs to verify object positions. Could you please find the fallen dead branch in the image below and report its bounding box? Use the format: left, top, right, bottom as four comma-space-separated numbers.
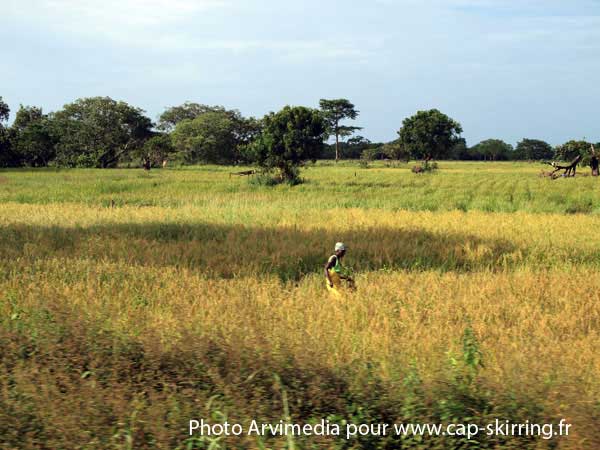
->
229, 170, 256, 178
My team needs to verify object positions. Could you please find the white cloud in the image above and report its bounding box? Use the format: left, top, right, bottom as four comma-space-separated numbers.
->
4, 0, 230, 42
48, 0, 228, 25
3, 0, 377, 63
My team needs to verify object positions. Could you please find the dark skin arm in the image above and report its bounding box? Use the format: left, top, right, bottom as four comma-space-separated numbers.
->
324, 257, 336, 287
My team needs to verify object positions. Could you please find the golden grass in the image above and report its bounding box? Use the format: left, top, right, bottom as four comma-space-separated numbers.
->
2, 166, 600, 448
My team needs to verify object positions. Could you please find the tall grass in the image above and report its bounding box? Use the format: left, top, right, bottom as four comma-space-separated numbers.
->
1, 163, 600, 448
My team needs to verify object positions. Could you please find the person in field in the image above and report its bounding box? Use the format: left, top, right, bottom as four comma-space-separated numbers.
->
325, 242, 354, 297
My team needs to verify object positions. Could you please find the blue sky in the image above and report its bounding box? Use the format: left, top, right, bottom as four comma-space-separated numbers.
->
2, 0, 600, 145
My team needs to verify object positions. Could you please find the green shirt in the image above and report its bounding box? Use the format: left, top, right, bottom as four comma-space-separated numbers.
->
329, 255, 342, 274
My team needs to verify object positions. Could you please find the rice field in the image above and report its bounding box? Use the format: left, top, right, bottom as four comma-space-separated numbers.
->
1, 161, 600, 449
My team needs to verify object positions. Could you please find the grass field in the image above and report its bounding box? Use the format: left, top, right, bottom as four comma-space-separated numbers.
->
1, 161, 600, 449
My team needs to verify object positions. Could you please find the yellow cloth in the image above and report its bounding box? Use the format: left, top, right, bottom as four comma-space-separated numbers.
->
326, 269, 343, 298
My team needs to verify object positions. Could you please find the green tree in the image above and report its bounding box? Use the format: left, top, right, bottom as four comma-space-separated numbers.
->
398, 109, 463, 161
0, 97, 10, 124
11, 106, 56, 167
382, 139, 410, 161
0, 97, 16, 167
12, 105, 43, 130
513, 139, 553, 160
450, 138, 470, 160
233, 116, 262, 162
248, 106, 326, 182
319, 99, 361, 162
135, 134, 174, 169
52, 97, 152, 168
162, 102, 260, 163
158, 102, 260, 141
158, 102, 226, 132
334, 135, 375, 159
171, 111, 238, 164
470, 139, 513, 161
554, 140, 592, 163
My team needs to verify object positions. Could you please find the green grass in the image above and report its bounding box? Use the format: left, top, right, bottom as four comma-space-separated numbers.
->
1, 161, 599, 214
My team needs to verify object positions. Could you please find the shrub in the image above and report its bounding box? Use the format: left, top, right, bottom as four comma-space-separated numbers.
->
412, 161, 438, 173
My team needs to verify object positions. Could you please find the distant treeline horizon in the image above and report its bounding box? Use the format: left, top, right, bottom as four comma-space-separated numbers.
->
0, 95, 597, 169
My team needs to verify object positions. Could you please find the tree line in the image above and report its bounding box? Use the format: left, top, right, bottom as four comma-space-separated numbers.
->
0, 95, 597, 180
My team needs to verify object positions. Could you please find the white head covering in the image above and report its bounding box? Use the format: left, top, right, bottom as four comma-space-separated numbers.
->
335, 242, 346, 252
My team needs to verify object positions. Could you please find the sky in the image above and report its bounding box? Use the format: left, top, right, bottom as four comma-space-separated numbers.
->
2, 0, 600, 146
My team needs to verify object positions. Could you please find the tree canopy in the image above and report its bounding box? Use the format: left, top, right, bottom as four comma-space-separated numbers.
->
158, 102, 229, 132
248, 106, 326, 181
0, 97, 9, 124
52, 97, 152, 168
13, 105, 43, 131
171, 111, 239, 164
11, 105, 56, 167
554, 140, 593, 164
2, 94, 598, 168
470, 139, 514, 161
514, 139, 553, 161
0, 97, 12, 167
398, 109, 463, 161
319, 99, 361, 162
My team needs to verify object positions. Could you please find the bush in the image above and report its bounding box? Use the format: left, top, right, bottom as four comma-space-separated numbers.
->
359, 149, 376, 168
249, 169, 303, 186
412, 161, 438, 173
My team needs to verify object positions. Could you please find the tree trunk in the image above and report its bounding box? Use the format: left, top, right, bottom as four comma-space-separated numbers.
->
335, 133, 339, 163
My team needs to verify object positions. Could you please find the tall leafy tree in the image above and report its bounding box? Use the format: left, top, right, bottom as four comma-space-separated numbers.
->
233, 116, 262, 161
398, 109, 463, 161
470, 139, 513, 161
248, 106, 326, 182
158, 102, 259, 138
319, 99, 361, 162
162, 102, 261, 163
52, 97, 152, 168
12, 105, 43, 130
0, 97, 9, 124
171, 111, 238, 164
0, 97, 15, 167
513, 139, 553, 160
11, 105, 56, 166
450, 138, 470, 160
158, 102, 224, 132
